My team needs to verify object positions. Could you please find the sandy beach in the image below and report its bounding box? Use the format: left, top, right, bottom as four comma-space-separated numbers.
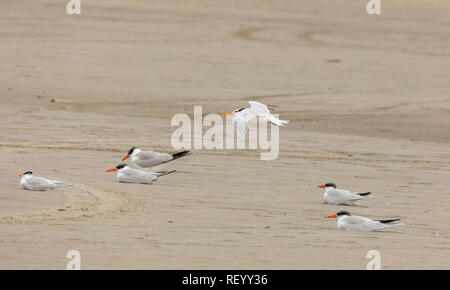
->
0, 0, 449, 269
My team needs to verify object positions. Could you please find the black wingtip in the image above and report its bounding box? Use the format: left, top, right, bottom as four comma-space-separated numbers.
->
377, 219, 401, 224
157, 170, 176, 176
172, 150, 190, 160
357, 192, 371, 196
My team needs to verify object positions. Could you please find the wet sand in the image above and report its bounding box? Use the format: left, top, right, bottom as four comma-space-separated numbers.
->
0, 0, 449, 269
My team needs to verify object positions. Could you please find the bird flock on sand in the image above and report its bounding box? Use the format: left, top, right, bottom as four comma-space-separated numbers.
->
18, 101, 402, 232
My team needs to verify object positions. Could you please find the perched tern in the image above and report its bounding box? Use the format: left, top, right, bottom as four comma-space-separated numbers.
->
18, 171, 73, 191
106, 164, 175, 184
318, 183, 371, 205
122, 147, 190, 169
327, 211, 402, 232
222, 101, 289, 138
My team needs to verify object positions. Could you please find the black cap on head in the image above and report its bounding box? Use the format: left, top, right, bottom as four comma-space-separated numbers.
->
128, 146, 137, 155
116, 164, 127, 170
336, 211, 351, 216
23, 171, 33, 175
234, 108, 245, 113
325, 183, 337, 188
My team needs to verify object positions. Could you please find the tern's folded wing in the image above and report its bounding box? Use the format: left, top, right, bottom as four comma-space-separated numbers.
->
136, 150, 172, 161
118, 168, 147, 183
328, 188, 356, 203
25, 176, 54, 190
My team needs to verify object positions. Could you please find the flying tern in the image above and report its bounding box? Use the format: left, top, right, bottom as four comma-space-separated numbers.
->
318, 183, 371, 205
122, 147, 190, 169
327, 211, 402, 232
106, 164, 175, 184
222, 101, 289, 138
18, 171, 73, 191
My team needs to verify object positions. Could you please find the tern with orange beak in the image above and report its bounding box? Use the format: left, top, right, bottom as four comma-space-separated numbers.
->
106, 164, 176, 184
327, 211, 402, 232
317, 183, 371, 205
18, 171, 73, 191
222, 101, 289, 138
122, 147, 190, 169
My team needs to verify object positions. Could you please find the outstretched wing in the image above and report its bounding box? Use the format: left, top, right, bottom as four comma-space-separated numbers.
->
233, 113, 250, 138
249, 101, 289, 127
248, 101, 271, 116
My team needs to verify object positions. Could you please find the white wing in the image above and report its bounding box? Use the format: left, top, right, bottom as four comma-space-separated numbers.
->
325, 188, 364, 204
133, 150, 173, 168
248, 101, 271, 115
22, 176, 55, 191
233, 110, 255, 138
117, 168, 158, 183
339, 216, 384, 232
248, 101, 289, 127
117, 168, 148, 184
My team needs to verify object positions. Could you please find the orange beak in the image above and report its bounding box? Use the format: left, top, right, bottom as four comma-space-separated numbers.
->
317, 184, 325, 188
18, 173, 22, 177
106, 168, 117, 172
122, 154, 130, 161
222, 112, 233, 116
327, 214, 338, 218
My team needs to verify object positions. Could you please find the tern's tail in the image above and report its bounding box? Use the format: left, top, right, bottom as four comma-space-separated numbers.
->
357, 192, 371, 196
154, 170, 176, 177
268, 115, 289, 127
171, 150, 190, 160
378, 218, 401, 224
356, 192, 371, 199
378, 219, 403, 228
55, 182, 73, 187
